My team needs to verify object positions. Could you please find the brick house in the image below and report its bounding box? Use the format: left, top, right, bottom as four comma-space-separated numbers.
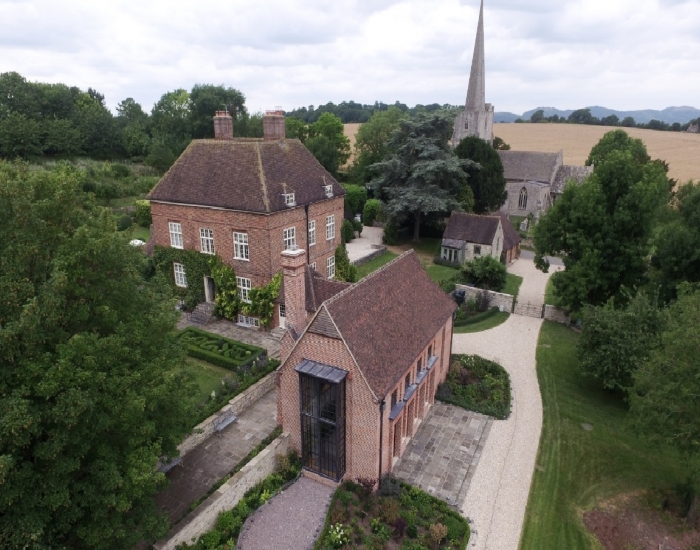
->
440, 212, 504, 265
276, 249, 457, 483
147, 111, 345, 328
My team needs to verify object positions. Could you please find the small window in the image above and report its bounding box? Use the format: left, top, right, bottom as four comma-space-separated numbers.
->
237, 314, 259, 327
474, 245, 481, 256
518, 187, 528, 210
404, 374, 411, 392
233, 232, 249, 260
308, 220, 316, 246
324, 184, 333, 197
311, 262, 317, 271
169, 222, 183, 249
326, 256, 335, 279
200, 228, 214, 254
417, 357, 422, 371
442, 247, 458, 263
428, 344, 433, 357
283, 193, 296, 206
279, 304, 286, 318
391, 389, 398, 408
173, 262, 187, 287
326, 215, 335, 240
283, 227, 296, 250
236, 276, 252, 303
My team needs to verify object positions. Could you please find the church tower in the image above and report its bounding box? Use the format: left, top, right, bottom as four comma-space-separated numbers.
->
452, 0, 494, 146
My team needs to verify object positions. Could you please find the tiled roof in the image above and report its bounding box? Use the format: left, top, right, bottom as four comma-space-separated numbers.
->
323, 251, 456, 399
497, 150, 562, 184
147, 139, 344, 212
497, 212, 521, 251
551, 165, 593, 195
279, 267, 351, 312
442, 212, 501, 245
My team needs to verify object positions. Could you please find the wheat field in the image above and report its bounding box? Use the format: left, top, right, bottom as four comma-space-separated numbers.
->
343, 122, 700, 182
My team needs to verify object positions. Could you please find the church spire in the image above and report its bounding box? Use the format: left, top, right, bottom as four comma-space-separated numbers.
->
465, 0, 485, 110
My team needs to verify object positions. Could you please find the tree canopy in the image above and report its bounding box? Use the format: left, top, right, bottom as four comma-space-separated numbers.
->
453, 136, 507, 214
0, 161, 196, 548
585, 129, 650, 167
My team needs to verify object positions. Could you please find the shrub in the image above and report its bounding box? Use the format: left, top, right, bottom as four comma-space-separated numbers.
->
439, 277, 457, 294
382, 219, 398, 245
334, 242, 358, 282
117, 214, 132, 231
177, 327, 265, 369
341, 218, 355, 243
110, 163, 131, 179
352, 218, 363, 237
459, 255, 507, 291
363, 198, 383, 227
134, 199, 151, 227
406, 523, 418, 538
378, 475, 402, 498
328, 523, 351, 549
428, 523, 447, 546
342, 183, 368, 214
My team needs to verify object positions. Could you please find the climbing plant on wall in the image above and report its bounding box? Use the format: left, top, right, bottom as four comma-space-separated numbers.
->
209, 255, 240, 320
241, 272, 282, 329
152, 246, 213, 310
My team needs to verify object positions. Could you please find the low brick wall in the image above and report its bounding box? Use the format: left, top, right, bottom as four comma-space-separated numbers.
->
455, 284, 515, 313
544, 305, 571, 325
352, 245, 388, 267
154, 433, 291, 550
177, 372, 277, 457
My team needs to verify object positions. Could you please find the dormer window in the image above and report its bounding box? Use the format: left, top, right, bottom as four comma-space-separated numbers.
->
324, 184, 333, 198
283, 193, 296, 207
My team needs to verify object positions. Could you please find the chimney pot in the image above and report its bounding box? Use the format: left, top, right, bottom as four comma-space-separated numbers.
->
213, 111, 234, 140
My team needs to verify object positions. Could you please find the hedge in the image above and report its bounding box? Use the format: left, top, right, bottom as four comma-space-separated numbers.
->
453, 307, 500, 328
178, 327, 265, 370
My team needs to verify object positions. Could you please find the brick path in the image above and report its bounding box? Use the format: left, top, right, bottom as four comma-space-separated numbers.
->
392, 403, 492, 508
154, 390, 278, 525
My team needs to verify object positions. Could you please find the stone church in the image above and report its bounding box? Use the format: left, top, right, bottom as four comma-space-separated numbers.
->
453, 0, 592, 218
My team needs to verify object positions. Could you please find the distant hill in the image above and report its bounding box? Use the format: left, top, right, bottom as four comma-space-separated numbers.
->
496, 106, 700, 124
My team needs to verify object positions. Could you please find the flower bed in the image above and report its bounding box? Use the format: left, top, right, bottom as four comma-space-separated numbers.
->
315, 477, 469, 549
436, 354, 511, 420
178, 327, 265, 370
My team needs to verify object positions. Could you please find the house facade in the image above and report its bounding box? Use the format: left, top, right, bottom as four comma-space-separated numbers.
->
147, 111, 345, 328
276, 250, 456, 483
497, 212, 522, 265
440, 212, 504, 265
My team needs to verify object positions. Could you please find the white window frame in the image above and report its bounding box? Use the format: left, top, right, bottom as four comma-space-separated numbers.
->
283, 227, 296, 250
441, 247, 458, 263
233, 232, 249, 260
237, 314, 260, 328
326, 256, 335, 279
236, 276, 252, 303
310, 262, 317, 271
326, 215, 335, 241
173, 262, 187, 287
199, 228, 214, 254
283, 193, 296, 207
324, 184, 333, 197
169, 222, 183, 249
308, 220, 316, 246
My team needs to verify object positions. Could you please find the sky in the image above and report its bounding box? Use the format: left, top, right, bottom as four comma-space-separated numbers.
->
2, 0, 699, 115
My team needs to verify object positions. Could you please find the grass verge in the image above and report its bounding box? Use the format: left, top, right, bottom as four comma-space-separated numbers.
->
131, 225, 150, 242
453, 310, 510, 333
519, 321, 686, 548
503, 273, 523, 299
425, 264, 459, 284
183, 357, 232, 402
356, 251, 399, 279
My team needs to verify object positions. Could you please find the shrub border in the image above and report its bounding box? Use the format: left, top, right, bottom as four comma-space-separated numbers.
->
178, 326, 265, 369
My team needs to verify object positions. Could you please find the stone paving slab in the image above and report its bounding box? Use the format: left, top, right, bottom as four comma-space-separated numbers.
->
154, 390, 278, 525
392, 402, 493, 508
236, 476, 334, 550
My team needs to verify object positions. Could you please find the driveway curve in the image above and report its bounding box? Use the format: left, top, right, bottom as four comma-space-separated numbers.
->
453, 258, 561, 550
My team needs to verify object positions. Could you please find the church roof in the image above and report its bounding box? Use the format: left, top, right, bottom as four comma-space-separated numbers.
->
497, 150, 562, 184
147, 139, 344, 212
551, 165, 593, 195
443, 212, 501, 245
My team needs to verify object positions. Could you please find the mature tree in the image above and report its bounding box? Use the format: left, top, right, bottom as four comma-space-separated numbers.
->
530, 109, 546, 123
601, 114, 620, 126
150, 89, 192, 159
492, 136, 511, 150
0, 162, 196, 548
370, 111, 476, 242
534, 148, 669, 311
568, 108, 599, 125
349, 106, 406, 183
454, 136, 507, 214
306, 135, 342, 177
72, 93, 118, 158
586, 129, 651, 167
306, 112, 350, 175
42, 118, 84, 156
621, 116, 636, 127
285, 117, 308, 141
235, 111, 263, 138
189, 84, 246, 139
0, 72, 40, 117
628, 285, 700, 527
116, 98, 150, 158
0, 113, 43, 157
650, 181, 700, 302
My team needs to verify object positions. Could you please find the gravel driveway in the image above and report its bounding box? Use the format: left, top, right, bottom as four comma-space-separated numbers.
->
453, 258, 562, 550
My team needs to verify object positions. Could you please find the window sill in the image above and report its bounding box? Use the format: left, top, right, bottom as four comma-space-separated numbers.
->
233, 257, 250, 262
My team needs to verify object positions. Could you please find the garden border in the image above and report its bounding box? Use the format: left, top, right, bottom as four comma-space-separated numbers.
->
455, 284, 515, 313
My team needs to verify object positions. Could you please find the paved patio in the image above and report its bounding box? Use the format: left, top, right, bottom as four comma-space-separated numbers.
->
392, 402, 493, 508
154, 389, 278, 525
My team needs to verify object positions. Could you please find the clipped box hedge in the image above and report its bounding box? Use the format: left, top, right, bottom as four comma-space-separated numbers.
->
178, 327, 266, 370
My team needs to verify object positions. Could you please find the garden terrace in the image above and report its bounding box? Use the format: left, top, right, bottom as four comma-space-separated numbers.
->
178, 326, 265, 370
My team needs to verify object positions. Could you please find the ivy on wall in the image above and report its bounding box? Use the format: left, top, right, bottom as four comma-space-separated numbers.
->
242, 272, 282, 329
152, 246, 213, 310
209, 256, 241, 320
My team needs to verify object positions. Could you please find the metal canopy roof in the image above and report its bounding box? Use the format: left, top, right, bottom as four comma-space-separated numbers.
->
295, 358, 348, 384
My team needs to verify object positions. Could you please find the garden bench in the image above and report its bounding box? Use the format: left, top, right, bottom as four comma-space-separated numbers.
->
214, 409, 237, 437
158, 456, 183, 473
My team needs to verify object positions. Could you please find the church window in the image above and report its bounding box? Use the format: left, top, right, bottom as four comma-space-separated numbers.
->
518, 188, 528, 210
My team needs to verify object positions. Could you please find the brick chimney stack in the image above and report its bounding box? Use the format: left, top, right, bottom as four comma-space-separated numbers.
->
281, 248, 307, 336
213, 111, 233, 140
263, 109, 285, 141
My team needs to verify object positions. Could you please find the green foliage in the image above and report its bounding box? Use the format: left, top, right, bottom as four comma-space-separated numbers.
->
534, 145, 669, 311
306, 135, 342, 177
135, 199, 152, 227
459, 255, 507, 291
334, 242, 358, 283
362, 198, 383, 227
341, 183, 368, 214
382, 218, 399, 245
341, 218, 355, 243
188, 84, 245, 139
352, 218, 363, 236
241, 272, 282, 329
0, 160, 197, 548
370, 111, 476, 242
585, 129, 650, 167
209, 256, 240, 320
116, 214, 133, 231
492, 136, 511, 150
454, 136, 508, 214
305, 113, 351, 177
285, 117, 308, 141
578, 292, 664, 392
177, 327, 265, 369
152, 245, 212, 310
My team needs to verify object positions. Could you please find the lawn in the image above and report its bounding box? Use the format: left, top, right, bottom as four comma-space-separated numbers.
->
425, 264, 459, 284
131, 225, 150, 241
544, 278, 562, 306
182, 357, 232, 402
356, 251, 399, 279
503, 273, 523, 298
520, 322, 686, 549
453, 310, 510, 333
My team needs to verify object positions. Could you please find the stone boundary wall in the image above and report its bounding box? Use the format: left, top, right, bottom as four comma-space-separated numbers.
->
455, 284, 515, 313
177, 372, 277, 457
352, 245, 388, 267
544, 305, 571, 325
154, 433, 291, 550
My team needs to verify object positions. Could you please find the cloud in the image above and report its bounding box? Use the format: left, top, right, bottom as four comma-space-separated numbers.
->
1, 0, 699, 115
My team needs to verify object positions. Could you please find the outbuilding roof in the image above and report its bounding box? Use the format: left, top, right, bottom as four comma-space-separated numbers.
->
147, 139, 344, 212
497, 212, 522, 251
442, 212, 501, 245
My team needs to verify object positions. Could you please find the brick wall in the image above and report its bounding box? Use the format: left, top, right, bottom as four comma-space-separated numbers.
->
455, 284, 515, 313
154, 433, 290, 550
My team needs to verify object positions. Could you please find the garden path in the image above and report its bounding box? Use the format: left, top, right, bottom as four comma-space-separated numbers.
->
452, 257, 561, 550
154, 390, 278, 525
346, 225, 384, 263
